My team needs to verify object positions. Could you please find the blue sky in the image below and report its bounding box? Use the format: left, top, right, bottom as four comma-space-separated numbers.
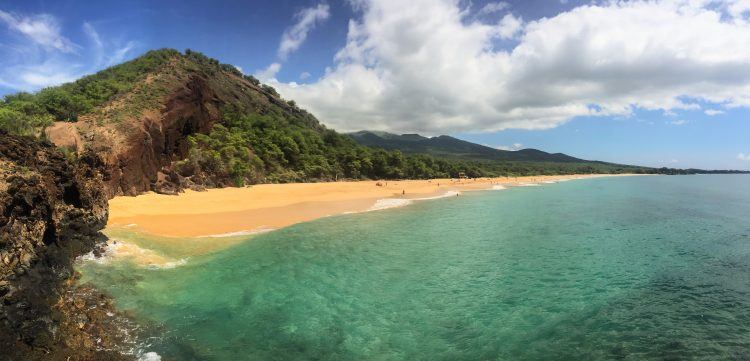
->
1, 0, 749, 170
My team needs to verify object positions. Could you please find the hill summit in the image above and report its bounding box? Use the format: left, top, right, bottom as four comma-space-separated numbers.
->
1, 49, 512, 196
0, 49, 670, 198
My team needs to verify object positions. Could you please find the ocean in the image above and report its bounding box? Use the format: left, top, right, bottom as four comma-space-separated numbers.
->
78, 175, 750, 360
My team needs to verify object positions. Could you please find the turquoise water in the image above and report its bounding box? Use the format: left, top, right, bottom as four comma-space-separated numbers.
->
79, 175, 750, 360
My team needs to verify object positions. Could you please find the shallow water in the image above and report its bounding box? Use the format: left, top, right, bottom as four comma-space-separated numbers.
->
79, 175, 750, 360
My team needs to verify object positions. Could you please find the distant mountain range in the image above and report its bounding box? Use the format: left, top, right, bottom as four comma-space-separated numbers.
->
348, 130, 588, 163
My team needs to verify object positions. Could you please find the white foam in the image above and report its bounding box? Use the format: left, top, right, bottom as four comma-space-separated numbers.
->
367, 190, 462, 212
542, 180, 557, 184
139, 352, 161, 361
147, 258, 187, 270
123, 223, 137, 228
491, 185, 506, 190
77, 239, 189, 269
414, 190, 460, 200
200, 228, 274, 238
368, 198, 412, 211
517, 183, 540, 187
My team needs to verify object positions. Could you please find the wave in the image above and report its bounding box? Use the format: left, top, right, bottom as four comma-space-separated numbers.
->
491, 184, 506, 190
78, 239, 188, 269
368, 190, 462, 212
542, 180, 557, 184
200, 228, 275, 238
138, 352, 162, 361
368, 198, 413, 211
414, 190, 460, 200
152, 258, 187, 269
517, 183, 540, 187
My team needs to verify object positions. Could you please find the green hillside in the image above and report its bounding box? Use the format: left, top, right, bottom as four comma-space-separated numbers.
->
1, 48, 730, 186
349, 130, 586, 162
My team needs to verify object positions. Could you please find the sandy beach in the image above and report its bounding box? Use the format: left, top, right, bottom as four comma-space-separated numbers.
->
96, 174, 640, 268
108, 174, 628, 238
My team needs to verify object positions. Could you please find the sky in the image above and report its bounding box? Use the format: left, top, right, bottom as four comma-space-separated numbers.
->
0, 0, 749, 170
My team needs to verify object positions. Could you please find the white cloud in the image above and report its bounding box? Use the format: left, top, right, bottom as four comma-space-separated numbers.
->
11, 60, 81, 88
82, 22, 102, 48
727, 0, 750, 18
704, 109, 725, 115
271, 0, 750, 134
496, 13, 523, 39
82, 22, 136, 67
255, 62, 282, 82
669, 119, 689, 125
108, 42, 136, 65
0, 10, 77, 53
300, 71, 311, 80
738, 153, 750, 161
496, 142, 523, 151
477, 1, 510, 17
0, 12, 137, 92
278, 3, 331, 60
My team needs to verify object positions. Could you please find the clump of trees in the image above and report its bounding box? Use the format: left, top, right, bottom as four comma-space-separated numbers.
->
1, 47, 727, 179
0, 93, 54, 137
173, 105, 485, 186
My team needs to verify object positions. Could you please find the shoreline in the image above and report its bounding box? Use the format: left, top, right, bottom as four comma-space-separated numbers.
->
102, 175, 638, 266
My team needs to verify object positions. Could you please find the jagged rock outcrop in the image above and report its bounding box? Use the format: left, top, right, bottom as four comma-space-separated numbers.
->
46, 73, 222, 198
0, 131, 129, 360
99, 74, 220, 197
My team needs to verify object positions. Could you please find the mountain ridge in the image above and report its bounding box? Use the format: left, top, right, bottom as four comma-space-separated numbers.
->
1, 48, 745, 199
348, 130, 588, 163
0, 47, 748, 361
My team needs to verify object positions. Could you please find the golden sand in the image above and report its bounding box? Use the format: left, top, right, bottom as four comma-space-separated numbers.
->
108, 174, 628, 239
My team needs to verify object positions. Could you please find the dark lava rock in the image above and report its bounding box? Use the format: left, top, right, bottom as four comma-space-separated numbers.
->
0, 131, 131, 360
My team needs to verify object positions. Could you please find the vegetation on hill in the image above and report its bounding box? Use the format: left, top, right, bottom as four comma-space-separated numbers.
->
1, 48, 745, 185
174, 105, 490, 185
348, 131, 750, 176
0, 48, 265, 133
348, 130, 585, 163
0, 49, 180, 136
174, 104, 666, 185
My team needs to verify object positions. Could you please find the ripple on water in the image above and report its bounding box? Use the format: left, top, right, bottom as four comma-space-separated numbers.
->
79, 175, 750, 360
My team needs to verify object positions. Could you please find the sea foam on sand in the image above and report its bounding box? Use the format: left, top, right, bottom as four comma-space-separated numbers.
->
368, 198, 413, 211
368, 190, 461, 211
414, 190, 460, 200
78, 239, 188, 269
200, 227, 275, 238
491, 184, 506, 190
138, 352, 161, 361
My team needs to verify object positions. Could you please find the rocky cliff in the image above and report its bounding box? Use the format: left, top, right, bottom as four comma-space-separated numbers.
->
0, 49, 331, 360
43, 51, 301, 197
0, 131, 130, 360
